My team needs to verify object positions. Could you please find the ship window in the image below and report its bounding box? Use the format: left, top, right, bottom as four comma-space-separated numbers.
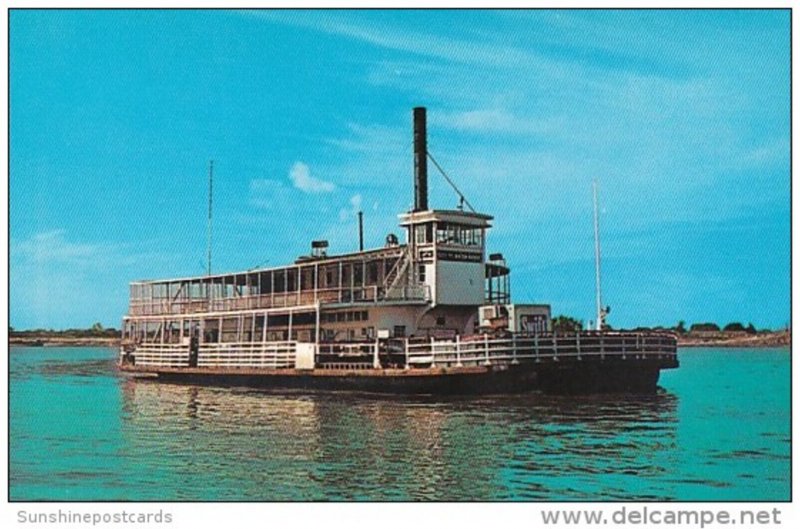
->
337, 312, 345, 322
368, 263, 378, 283
326, 270, 334, 286
394, 325, 406, 338
415, 224, 432, 244
361, 310, 368, 321
354, 311, 362, 321
418, 264, 426, 283
346, 312, 354, 322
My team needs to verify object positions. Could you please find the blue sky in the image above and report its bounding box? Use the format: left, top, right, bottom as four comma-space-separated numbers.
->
10, 9, 790, 330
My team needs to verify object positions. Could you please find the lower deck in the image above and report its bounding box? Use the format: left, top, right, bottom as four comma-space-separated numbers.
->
119, 331, 678, 394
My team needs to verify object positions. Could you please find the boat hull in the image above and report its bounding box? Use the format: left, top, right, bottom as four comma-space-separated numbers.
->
120, 357, 675, 395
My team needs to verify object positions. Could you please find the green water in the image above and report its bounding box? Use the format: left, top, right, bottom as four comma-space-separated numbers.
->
9, 347, 789, 501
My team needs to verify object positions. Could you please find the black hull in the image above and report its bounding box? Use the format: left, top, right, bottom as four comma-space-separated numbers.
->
125, 359, 671, 396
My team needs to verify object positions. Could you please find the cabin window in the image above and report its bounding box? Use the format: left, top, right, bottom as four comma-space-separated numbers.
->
418, 264, 426, 283
361, 310, 368, 321
394, 325, 406, 337
326, 270, 334, 286
337, 312, 345, 322
368, 263, 378, 283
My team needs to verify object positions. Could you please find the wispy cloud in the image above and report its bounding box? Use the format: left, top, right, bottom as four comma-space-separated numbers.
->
247, 10, 546, 70
289, 161, 335, 193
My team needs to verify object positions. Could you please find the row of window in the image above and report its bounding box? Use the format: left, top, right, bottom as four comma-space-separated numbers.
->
412, 223, 484, 246
320, 310, 370, 323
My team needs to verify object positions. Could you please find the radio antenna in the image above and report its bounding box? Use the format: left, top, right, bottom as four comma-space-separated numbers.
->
206, 160, 214, 277
593, 180, 605, 331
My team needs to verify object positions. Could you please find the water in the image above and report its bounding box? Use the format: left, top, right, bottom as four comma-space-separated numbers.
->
10, 346, 789, 501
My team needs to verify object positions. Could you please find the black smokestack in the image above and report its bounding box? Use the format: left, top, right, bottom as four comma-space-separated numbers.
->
413, 107, 428, 211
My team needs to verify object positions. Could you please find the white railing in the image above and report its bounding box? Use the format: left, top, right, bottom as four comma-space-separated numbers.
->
126, 341, 297, 368
124, 332, 677, 371
403, 332, 677, 369
127, 343, 190, 367
198, 341, 296, 368
127, 283, 432, 316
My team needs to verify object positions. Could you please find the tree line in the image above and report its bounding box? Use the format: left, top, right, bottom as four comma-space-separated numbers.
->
550, 316, 774, 334
9, 322, 120, 338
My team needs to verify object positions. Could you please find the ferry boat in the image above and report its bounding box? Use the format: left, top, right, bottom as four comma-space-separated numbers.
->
118, 107, 678, 394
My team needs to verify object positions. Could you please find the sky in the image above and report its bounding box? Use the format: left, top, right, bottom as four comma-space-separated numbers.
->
9, 9, 790, 330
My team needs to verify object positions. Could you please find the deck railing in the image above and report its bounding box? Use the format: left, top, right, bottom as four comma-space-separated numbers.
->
128, 285, 431, 316
123, 341, 297, 368
122, 332, 677, 370
404, 332, 677, 368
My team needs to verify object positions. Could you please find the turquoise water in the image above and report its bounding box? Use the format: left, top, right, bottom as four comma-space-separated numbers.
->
10, 346, 790, 501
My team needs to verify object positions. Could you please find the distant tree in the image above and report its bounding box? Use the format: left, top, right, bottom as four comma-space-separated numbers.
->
91, 322, 104, 333
690, 322, 720, 333
675, 320, 686, 334
745, 323, 758, 335
552, 315, 583, 333
723, 322, 746, 332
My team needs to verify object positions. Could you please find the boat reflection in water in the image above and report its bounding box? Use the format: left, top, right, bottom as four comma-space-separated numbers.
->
120, 380, 679, 500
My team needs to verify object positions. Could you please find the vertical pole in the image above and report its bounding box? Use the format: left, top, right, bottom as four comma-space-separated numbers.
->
512, 333, 518, 364
455, 334, 462, 367
314, 263, 319, 303
593, 180, 603, 331
288, 310, 293, 342
358, 210, 364, 252
315, 303, 320, 345
553, 332, 558, 359
263, 311, 268, 343
483, 333, 491, 365
404, 338, 409, 369
207, 160, 214, 278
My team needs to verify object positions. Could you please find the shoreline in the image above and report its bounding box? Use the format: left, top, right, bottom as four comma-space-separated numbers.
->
10, 337, 120, 347
9, 331, 790, 349
676, 330, 790, 348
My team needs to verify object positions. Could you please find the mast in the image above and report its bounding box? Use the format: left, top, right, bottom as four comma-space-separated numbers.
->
207, 160, 214, 277
593, 180, 603, 331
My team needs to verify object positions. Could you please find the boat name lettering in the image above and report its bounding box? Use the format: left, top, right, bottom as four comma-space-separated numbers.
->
437, 250, 482, 263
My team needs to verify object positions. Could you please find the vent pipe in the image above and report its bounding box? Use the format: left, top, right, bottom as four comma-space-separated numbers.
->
358, 210, 364, 252
413, 107, 428, 211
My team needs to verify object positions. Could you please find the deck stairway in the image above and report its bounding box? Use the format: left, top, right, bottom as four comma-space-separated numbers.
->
382, 249, 412, 300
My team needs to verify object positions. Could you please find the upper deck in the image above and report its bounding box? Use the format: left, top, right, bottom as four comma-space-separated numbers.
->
128, 245, 428, 317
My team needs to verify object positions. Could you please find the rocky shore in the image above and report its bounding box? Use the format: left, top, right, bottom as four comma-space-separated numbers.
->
10, 336, 120, 347
676, 330, 790, 348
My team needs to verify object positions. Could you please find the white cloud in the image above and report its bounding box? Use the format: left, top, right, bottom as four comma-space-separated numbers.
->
338, 193, 363, 222
289, 161, 335, 193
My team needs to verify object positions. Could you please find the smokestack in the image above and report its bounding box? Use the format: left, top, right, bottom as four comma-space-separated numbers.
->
358, 210, 364, 252
413, 107, 428, 211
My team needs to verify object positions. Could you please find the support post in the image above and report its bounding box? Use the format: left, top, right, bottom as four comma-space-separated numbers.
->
553, 332, 558, 360
404, 338, 410, 369
455, 334, 462, 367
511, 333, 518, 364
483, 333, 491, 366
